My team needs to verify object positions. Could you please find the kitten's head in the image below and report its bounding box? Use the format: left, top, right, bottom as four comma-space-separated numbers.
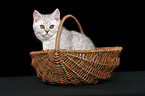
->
33, 8, 60, 41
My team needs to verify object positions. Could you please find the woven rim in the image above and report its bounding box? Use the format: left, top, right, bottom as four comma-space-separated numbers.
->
30, 47, 123, 55
55, 14, 84, 50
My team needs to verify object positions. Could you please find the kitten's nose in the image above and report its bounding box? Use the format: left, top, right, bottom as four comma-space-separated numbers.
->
45, 30, 49, 33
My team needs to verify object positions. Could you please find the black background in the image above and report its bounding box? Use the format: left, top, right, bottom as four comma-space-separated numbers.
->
0, 5, 142, 77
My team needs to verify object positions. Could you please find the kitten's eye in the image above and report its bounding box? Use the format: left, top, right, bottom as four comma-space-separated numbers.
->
50, 25, 54, 29
40, 25, 45, 29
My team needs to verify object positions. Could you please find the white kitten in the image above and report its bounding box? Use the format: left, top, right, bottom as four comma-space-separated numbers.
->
33, 8, 96, 50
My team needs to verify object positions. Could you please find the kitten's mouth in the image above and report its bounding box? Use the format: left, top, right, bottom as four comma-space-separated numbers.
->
45, 34, 50, 36
42, 34, 50, 37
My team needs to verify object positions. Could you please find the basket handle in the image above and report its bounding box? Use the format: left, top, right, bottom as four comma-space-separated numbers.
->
55, 14, 84, 50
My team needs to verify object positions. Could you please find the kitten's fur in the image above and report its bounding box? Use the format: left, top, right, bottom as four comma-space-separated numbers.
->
33, 8, 96, 50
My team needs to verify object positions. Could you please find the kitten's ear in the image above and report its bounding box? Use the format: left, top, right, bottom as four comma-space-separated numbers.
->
33, 10, 42, 22
52, 8, 60, 21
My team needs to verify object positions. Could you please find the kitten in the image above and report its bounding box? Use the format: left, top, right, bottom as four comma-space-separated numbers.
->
33, 8, 96, 50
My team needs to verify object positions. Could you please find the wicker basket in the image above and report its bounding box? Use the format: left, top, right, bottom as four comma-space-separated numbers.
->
30, 15, 123, 85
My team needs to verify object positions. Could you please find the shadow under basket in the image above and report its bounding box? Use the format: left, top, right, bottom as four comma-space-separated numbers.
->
30, 15, 123, 85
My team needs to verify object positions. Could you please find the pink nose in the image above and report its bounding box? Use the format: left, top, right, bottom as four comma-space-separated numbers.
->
45, 30, 49, 33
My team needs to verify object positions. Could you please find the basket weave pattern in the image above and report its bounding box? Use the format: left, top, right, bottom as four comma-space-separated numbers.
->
30, 15, 123, 85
